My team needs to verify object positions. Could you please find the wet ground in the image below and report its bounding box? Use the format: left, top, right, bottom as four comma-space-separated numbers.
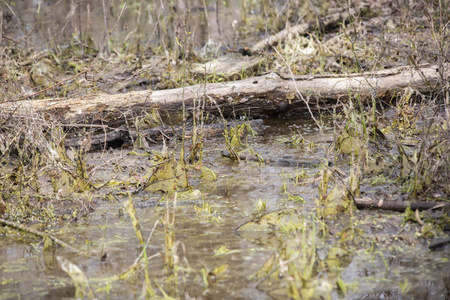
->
2, 0, 449, 298
1, 116, 449, 299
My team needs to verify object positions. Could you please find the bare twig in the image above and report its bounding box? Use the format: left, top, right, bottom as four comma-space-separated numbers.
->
272, 46, 321, 129
118, 219, 160, 278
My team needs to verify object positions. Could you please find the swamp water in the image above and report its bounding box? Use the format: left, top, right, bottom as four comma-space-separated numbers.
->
2, 0, 449, 299
0, 117, 449, 299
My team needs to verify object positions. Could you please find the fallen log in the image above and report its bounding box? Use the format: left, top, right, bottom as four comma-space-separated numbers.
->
251, 5, 367, 53
354, 196, 449, 212
429, 238, 450, 251
2, 64, 447, 126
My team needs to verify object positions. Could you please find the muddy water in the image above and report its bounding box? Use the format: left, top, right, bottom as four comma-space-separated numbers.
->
3, 1, 449, 299
1, 117, 449, 299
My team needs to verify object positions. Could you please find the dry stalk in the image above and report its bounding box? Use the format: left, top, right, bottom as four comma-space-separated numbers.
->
4, 3, 127, 103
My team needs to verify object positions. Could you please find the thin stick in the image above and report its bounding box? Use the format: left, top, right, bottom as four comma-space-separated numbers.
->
272, 46, 321, 130
118, 220, 160, 278
0, 218, 79, 253
101, 0, 110, 55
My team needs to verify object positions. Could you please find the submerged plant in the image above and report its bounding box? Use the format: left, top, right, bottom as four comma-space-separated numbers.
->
0, 111, 94, 224
280, 182, 305, 203
251, 214, 336, 300
253, 198, 267, 215
193, 196, 221, 223
141, 149, 188, 193
57, 256, 95, 299
223, 121, 258, 161
161, 193, 191, 298
123, 192, 145, 246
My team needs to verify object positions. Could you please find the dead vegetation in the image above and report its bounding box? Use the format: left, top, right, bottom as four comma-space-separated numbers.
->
0, 0, 449, 299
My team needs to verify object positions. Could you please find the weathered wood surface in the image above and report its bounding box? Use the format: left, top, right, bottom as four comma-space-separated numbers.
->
354, 196, 449, 212
251, 5, 365, 53
190, 54, 267, 81
2, 64, 447, 126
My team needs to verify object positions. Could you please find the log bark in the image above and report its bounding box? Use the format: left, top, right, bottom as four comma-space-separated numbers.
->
354, 196, 449, 212
2, 64, 447, 126
429, 238, 450, 250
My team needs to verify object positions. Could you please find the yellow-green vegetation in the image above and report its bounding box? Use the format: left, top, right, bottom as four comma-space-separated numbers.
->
253, 198, 267, 215
280, 182, 305, 203
334, 90, 449, 216
123, 193, 145, 246
223, 121, 259, 161
57, 256, 96, 299
1, 0, 449, 299
214, 245, 240, 256
193, 196, 221, 223
0, 116, 93, 225
51, 142, 92, 194
200, 166, 217, 181
250, 215, 336, 300
142, 151, 188, 193
237, 209, 304, 233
